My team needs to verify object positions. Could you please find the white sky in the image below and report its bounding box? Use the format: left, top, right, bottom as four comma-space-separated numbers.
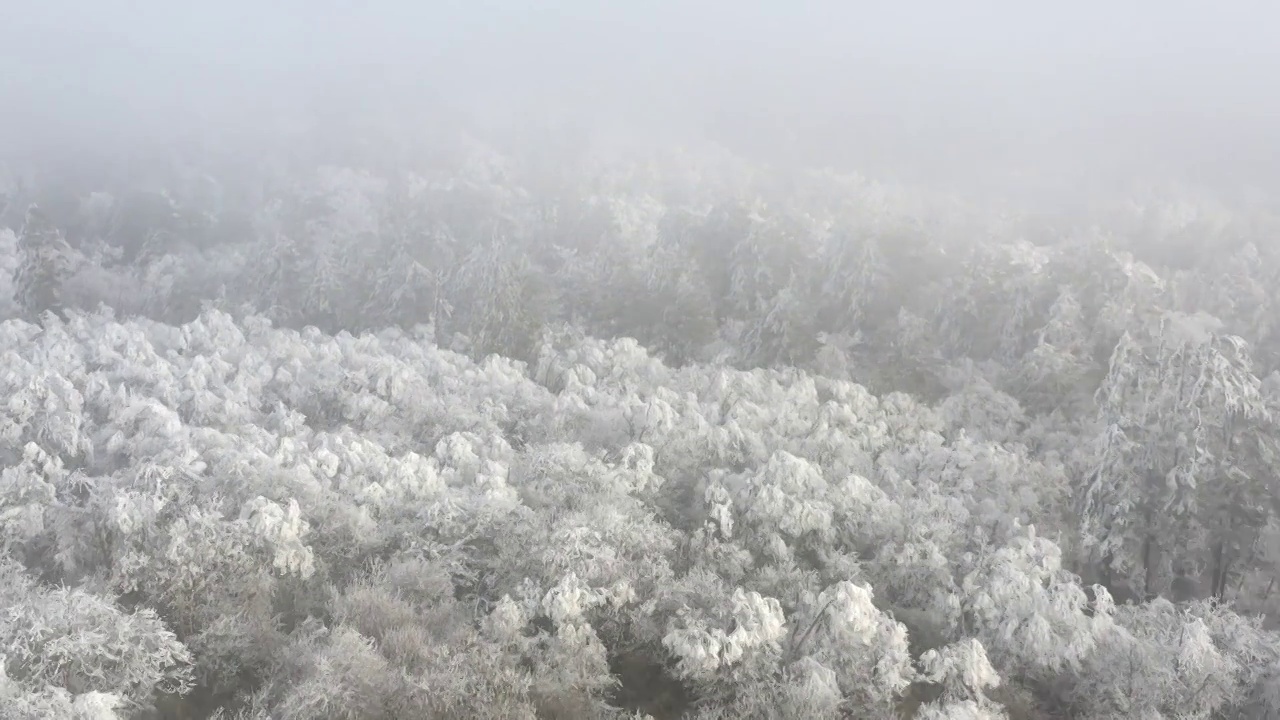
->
2, 1, 1278, 192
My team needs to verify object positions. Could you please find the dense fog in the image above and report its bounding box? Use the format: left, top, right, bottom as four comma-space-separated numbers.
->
6, 4, 1280, 720
5, 1, 1280, 195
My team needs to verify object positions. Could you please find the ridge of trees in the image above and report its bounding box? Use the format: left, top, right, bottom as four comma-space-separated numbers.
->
3, 137, 1280, 718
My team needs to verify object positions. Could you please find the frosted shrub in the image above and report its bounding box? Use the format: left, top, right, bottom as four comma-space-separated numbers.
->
664, 588, 788, 683
0, 559, 192, 710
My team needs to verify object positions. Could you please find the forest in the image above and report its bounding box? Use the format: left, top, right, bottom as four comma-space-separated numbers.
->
2, 124, 1280, 720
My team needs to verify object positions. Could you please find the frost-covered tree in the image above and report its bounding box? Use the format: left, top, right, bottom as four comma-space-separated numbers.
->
916, 639, 1007, 720
959, 525, 1114, 680
0, 558, 192, 714
1067, 598, 1278, 718
13, 204, 77, 322
1084, 310, 1276, 600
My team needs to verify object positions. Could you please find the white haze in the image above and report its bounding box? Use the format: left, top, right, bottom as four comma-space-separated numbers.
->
2, 1, 1278, 205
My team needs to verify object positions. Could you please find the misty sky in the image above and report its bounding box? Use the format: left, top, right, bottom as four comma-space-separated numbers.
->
3, 1, 1278, 192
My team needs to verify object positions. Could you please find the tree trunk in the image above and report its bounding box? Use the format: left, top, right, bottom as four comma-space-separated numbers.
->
1234, 542, 1260, 598
1142, 533, 1159, 601
1213, 538, 1223, 599
1099, 550, 1115, 592
1211, 542, 1232, 602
